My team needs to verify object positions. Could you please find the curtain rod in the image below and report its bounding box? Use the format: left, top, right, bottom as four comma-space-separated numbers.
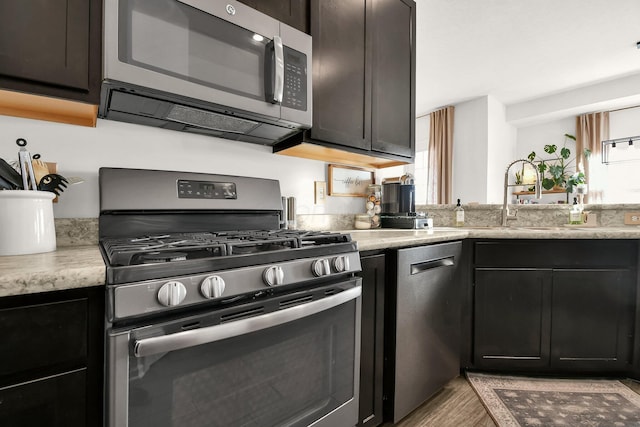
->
417, 104, 639, 119
609, 104, 640, 113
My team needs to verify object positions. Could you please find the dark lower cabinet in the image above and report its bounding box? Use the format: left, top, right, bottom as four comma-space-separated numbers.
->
357, 253, 386, 427
0, 0, 102, 103
471, 240, 638, 374
0, 369, 87, 427
0, 287, 104, 426
474, 268, 552, 370
551, 269, 634, 371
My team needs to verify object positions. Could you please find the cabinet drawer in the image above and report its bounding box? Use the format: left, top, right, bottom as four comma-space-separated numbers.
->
475, 240, 637, 268
0, 368, 86, 427
0, 298, 88, 379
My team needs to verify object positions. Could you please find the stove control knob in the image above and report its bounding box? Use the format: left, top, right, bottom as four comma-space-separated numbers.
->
312, 258, 331, 277
157, 281, 187, 307
263, 266, 285, 286
332, 255, 350, 273
201, 275, 226, 299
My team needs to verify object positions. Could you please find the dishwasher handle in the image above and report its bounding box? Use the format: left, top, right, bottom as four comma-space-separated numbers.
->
410, 257, 455, 275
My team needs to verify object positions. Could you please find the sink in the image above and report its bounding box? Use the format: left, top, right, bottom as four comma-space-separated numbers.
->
434, 226, 504, 230
513, 226, 585, 231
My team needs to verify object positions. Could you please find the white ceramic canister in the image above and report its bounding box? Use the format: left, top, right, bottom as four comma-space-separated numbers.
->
0, 190, 56, 256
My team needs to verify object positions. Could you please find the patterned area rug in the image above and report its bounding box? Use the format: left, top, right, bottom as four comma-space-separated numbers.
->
467, 372, 640, 426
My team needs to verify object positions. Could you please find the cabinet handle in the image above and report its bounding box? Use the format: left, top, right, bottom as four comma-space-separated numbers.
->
410, 257, 454, 275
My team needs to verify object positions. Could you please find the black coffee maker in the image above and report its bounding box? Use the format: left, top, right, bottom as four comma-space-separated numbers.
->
381, 175, 430, 229
381, 181, 415, 215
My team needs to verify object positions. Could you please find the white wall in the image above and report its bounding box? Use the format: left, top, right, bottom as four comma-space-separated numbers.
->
515, 116, 576, 160
452, 97, 488, 203
610, 106, 640, 138
514, 107, 640, 203
486, 96, 517, 203
602, 106, 640, 202
450, 96, 517, 204
514, 117, 576, 204
506, 73, 640, 127
0, 115, 365, 217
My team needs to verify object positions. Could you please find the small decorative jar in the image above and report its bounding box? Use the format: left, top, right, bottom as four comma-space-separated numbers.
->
365, 184, 382, 228
354, 214, 371, 229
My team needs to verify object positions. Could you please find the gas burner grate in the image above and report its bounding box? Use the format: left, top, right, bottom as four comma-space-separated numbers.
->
101, 230, 353, 268
102, 233, 228, 266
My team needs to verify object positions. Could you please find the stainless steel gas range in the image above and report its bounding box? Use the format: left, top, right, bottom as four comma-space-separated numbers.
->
99, 168, 362, 427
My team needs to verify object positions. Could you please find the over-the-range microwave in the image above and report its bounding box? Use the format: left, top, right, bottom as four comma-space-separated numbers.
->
99, 0, 312, 145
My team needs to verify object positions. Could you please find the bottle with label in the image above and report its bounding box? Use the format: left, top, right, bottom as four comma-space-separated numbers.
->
569, 197, 582, 225
454, 199, 465, 226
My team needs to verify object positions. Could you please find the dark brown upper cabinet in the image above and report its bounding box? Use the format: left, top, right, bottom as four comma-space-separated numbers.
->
0, 0, 102, 103
274, 0, 416, 169
237, 0, 309, 34
0, 0, 102, 125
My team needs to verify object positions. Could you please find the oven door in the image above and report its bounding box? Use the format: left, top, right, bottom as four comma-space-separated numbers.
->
108, 278, 361, 427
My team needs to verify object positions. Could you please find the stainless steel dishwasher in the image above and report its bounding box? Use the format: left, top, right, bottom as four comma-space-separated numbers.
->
384, 241, 463, 423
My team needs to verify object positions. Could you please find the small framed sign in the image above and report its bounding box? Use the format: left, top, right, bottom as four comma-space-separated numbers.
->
328, 164, 375, 197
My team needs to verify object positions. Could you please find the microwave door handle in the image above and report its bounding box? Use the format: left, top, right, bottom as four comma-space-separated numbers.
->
133, 285, 361, 357
272, 35, 284, 103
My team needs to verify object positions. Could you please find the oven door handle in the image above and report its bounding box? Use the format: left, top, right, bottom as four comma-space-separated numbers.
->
133, 285, 361, 357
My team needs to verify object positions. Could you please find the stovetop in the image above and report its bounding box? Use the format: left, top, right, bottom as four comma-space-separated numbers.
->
101, 229, 357, 285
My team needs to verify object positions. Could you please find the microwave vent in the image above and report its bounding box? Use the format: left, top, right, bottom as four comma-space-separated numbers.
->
166, 104, 259, 134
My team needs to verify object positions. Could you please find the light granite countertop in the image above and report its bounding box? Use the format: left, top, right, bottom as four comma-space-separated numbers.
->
2, 226, 640, 298
349, 226, 640, 251
0, 245, 105, 298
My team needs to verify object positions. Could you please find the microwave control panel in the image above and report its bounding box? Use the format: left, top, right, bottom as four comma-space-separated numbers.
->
282, 47, 307, 111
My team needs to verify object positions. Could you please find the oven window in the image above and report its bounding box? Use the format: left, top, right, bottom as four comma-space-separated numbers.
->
119, 0, 269, 101
127, 300, 356, 427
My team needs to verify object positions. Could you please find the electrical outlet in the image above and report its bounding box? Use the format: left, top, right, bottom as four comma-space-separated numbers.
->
314, 181, 326, 205
624, 212, 640, 225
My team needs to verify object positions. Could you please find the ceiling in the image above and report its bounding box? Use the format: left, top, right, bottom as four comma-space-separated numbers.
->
415, 0, 640, 117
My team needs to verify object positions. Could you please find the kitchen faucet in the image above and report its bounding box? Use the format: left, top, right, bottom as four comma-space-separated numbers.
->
502, 159, 542, 226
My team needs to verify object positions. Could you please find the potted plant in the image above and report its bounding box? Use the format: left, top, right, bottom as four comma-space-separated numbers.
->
527, 134, 574, 190
527, 134, 591, 192
514, 170, 524, 192
566, 171, 586, 194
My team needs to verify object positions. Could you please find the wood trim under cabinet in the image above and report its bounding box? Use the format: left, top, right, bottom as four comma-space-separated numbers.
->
0, 89, 98, 127
275, 142, 410, 169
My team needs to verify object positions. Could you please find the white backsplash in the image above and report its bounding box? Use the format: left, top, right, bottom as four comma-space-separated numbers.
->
0, 115, 364, 217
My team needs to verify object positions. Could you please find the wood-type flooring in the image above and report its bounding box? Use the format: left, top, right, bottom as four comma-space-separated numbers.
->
386, 376, 640, 427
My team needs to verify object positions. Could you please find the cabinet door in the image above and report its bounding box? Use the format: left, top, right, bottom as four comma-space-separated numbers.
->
0, 0, 102, 103
237, 0, 309, 33
358, 254, 385, 427
551, 269, 633, 371
474, 268, 552, 369
0, 369, 86, 427
310, 0, 369, 150
0, 287, 105, 427
0, 298, 87, 380
370, 0, 415, 158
